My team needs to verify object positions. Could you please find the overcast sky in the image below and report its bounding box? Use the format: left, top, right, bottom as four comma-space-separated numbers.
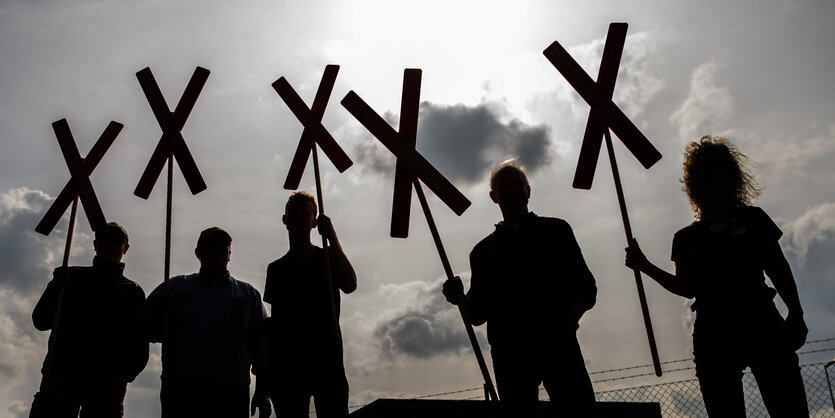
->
2, 1, 834, 416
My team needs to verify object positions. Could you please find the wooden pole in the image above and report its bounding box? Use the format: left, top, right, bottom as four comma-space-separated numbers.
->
312, 144, 340, 338
603, 129, 662, 377
412, 178, 499, 401
41, 195, 79, 390
165, 153, 173, 289
162, 153, 173, 353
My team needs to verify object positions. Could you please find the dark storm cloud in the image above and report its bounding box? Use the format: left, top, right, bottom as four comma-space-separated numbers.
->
374, 281, 474, 359
0, 188, 80, 405
353, 102, 551, 185
0, 188, 78, 294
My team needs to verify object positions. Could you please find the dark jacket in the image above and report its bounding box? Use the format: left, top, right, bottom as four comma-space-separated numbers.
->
33, 256, 148, 382
467, 212, 597, 348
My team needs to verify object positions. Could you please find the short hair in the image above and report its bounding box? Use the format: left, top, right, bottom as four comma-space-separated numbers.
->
95, 222, 129, 244
285, 191, 317, 216
489, 158, 529, 191
197, 227, 232, 247
682, 136, 762, 218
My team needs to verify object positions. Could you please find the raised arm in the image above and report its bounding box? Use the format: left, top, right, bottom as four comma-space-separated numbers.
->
318, 215, 357, 294
626, 239, 696, 299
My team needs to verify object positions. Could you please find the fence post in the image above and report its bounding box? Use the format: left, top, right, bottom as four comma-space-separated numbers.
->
825, 360, 835, 414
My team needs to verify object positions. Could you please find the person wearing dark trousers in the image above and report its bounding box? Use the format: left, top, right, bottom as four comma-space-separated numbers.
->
264, 191, 357, 418
444, 159, 598, 417
144, 227, 271, 418
30, 222, 148, 418
626, 136, 809, 417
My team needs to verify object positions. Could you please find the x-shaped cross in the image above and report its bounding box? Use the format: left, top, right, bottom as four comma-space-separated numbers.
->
544, 23, 663, 376
134, 67, 209, 199
543, 24, 661, 189
341, 76, 471, 226
341, 70, 498, 401
272, 65, 353, 190
35, 119, 123, 235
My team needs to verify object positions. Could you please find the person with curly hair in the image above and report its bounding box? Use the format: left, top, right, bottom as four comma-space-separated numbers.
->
626, 136, 809, 416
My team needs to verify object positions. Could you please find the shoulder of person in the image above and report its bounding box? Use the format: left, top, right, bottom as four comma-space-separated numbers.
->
68, 265, 92, 276
267, 254, 292, 271
472, 230, 498, 256
116, 275, 146, 295
674, 219, 700, 238
536, 215, 571, 229
163, 273, 196, 291
230, 275, 261, 295
738, 205, 769, 220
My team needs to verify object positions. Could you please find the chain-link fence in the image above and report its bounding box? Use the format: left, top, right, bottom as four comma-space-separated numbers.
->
594, 361, 835, 417
348, 340, 835, 417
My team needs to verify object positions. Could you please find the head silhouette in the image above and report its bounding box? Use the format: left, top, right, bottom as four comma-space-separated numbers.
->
682, 136, 761, 219
489, 158, 531, 215
94, 222, 130, 262
283, 191, 317, 230
195, 227, 232, 271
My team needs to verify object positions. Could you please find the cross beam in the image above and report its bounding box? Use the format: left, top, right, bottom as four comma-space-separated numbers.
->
134, 66, 209, 199
272, 65, 353, 190
35, 119, 122, 235
341, 90, 470, 217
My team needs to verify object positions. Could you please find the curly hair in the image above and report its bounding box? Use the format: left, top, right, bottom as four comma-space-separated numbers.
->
682, 136, 762, 219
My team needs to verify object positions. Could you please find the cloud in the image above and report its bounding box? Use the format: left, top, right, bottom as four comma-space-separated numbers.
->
778, 203, 835, 337
3, 400, 29, 418
539, 31, 664, 123
0, 289, 45, 402
352, 102, 551, 185
755, 124, 835, 182
781, 202, 835, 262
670, 61, 734, 142
0, 187, 96, 408
374, 279, 474, 359
0, 188, 80, 295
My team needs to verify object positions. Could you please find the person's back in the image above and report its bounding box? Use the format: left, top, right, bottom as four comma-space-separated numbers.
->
468, 213, 595, 349
30, 222, 147, 418
143, 227, 270, 418
444, 160, 597, 417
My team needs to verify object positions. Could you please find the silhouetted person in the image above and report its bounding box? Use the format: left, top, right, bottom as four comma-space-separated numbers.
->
626, 136, 809, 417
30, 222, 148, 418
144, 227, 271, 418
263, 191, 357, 417
443, 160, 597, 417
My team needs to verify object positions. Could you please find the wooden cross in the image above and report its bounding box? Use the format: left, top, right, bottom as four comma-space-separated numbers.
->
133, 66, 209, 294
341, 87, 470, 217
272, 64, 353, 190
341, 70, 498, 401
34, 118, 122, 391
36, 119, 122, 235
134, 67, 209, 199
271, 65, 354, 338
544, 23, 663, 376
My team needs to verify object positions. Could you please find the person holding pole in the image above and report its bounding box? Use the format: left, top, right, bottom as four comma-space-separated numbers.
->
30, 222, 148, 418
263, 191, 357, 417
443, 159, 597, 417
144, 227, 271, 418
625, 136, 809, 417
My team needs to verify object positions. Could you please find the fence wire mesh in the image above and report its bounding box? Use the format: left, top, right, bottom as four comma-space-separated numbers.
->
594, 361, 835, 417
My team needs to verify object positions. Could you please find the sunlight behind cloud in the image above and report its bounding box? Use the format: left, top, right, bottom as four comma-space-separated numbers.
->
326, 1, 548, 110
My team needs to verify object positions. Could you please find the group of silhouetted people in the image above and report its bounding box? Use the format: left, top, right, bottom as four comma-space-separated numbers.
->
30, 136, 809, 417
